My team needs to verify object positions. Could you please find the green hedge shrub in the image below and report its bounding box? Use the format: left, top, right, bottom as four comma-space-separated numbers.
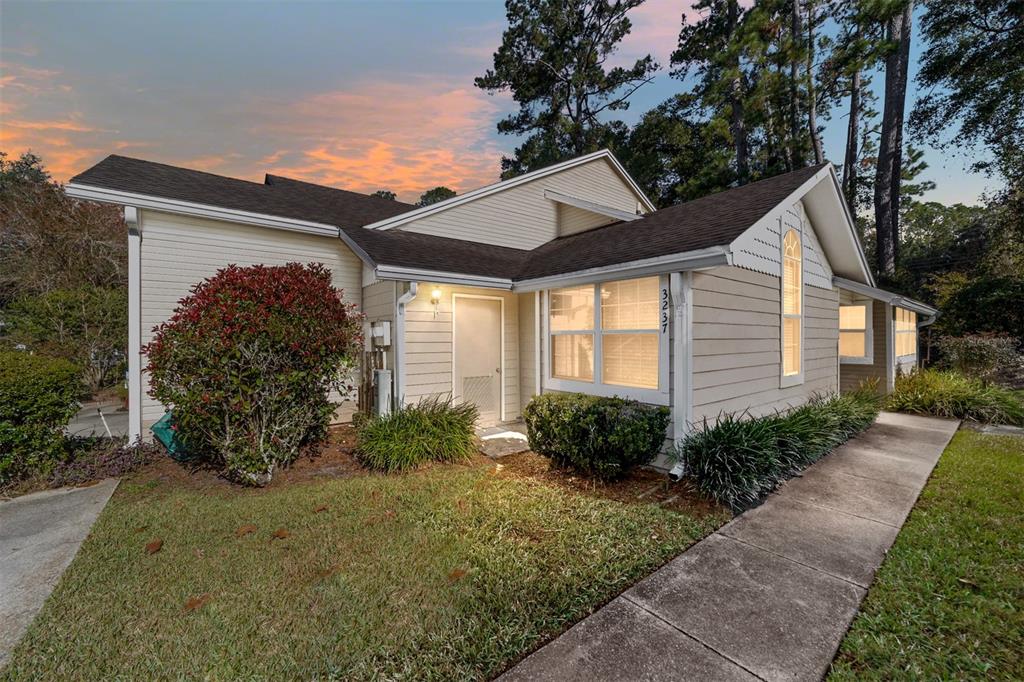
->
356, 396, 478, 472
0, 351, 80, 483
886, 369, 1024, 425
672, 391, 880, 510
523, 393, 670, 480
145, 263, 362, 485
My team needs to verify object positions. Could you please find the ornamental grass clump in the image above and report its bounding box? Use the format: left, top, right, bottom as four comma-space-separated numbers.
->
673, 391, 881, 510
145, 263, 362, 485
887, 368, 1024, 425
356, 396, 478, 472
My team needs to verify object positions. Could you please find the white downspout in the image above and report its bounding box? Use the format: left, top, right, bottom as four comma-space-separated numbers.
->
668, 272, 692, 481
125, 206, 143, 443
394, 282, 418, 409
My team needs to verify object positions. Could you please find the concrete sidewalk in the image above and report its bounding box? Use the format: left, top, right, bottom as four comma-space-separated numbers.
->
500, 412, 960, 682
0, 479, 119, 666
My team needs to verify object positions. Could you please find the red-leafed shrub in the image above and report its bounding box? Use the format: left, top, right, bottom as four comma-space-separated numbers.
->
145, 263, 362, 484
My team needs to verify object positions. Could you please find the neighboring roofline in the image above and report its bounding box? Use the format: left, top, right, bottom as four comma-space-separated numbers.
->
543, 189, 642, 222
513, 246, 733, 292
824, 165, 875, 287
65, 182, 339, 237
362, 149, 657, 231
833, 276, 938, 316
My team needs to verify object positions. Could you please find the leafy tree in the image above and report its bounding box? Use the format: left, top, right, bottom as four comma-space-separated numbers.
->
476, 0, 657, 177
418, 186, 456, 207
911, 0, 1023, 178
0, 151, 50, 192
3, 286, 128, 392
371, 189, 397, 200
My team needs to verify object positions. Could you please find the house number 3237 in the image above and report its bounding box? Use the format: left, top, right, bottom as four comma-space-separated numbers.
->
661, 287, 670, 334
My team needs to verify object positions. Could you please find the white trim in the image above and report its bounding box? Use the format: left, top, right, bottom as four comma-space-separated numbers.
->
364, 149, 656, 231
832, 276, 938, 317
451, 293, 506, 423
885, 303, 895, 392
780, 224, 805, 388
822, 166, 875, 287
542, 275, 671, 406
514, 247, 731, 292
65, 183, 338, 237
543, 189, 642, 222
394, 282, 418, 408
839, 300, 874, 365
125, 207, 142, 442
534, 290, 542, 399
670, 272, 692, 444
374, 265, 513, 290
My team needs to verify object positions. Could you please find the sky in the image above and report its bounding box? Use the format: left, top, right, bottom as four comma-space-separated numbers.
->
0, 0, 993, 205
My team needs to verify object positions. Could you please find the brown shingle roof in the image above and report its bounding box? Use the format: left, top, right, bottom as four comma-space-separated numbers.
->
71, 155, 829, 283
70, 155, 415, 229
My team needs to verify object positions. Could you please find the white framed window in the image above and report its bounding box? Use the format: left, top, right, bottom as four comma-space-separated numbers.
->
839, 302, 873, 364
780, 228, 803, 386
545, 276, 669, 404
895, 307, 917, 358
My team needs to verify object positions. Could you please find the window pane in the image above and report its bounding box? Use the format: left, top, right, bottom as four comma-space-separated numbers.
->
782, 230, 801, 316
551, 334, 593, 381
783, 317, 801, 375
840, 331, 866, 357
602, 333, 659, 388
550, 285, 594, 331
601, 277, 660, 330
839, 305, 866, 330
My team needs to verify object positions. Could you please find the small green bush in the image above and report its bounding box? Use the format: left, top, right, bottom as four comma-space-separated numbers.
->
673, 391, 880, 510
523, 393, 670, 480
887, 368, 1024, 425
0, 351, 80, 483
356, 396, 478, 472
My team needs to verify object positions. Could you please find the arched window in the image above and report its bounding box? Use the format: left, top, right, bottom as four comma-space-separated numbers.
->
782, 229, 802, 380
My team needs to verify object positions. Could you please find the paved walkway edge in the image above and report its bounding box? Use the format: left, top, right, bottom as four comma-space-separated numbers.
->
499, 412, 960, 682
0, 479, 119, 666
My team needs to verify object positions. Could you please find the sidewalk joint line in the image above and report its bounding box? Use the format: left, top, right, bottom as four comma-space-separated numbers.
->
778, 496, 902, 529
620, 595, 767, 681
713, 532, 871, 590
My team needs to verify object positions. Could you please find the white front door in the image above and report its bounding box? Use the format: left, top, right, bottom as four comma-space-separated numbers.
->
453, 296, 502, 424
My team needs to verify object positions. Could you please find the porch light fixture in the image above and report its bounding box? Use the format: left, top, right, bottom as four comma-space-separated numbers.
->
430, 287, 443, 318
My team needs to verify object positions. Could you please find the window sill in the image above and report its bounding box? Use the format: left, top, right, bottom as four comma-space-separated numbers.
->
544, 377, 669, 405
779, 373, 804, 389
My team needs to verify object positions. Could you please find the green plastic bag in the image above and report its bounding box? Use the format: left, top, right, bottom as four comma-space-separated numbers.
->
150, 411, 189, 461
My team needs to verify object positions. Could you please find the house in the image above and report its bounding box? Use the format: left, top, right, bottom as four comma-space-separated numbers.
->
67, 149, 936, 463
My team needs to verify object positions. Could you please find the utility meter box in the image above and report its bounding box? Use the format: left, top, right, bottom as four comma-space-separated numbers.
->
370, 320, 391, 348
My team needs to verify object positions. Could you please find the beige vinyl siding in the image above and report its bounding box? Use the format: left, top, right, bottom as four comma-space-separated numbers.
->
518, 293, 538, 413
691, 265, 839, 421
403, 282, 521, 422
557, 202, 617, 236
393, 158, 641, 250
138, 209, 363, 429
838, 294, 888, 394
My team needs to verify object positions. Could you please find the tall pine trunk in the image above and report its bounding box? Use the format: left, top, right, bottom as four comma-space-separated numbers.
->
874, 2, 912, 277
806, 0, 825, 164
789, 0, 802, 167
842, 64, 861, 212
727, 0, 749, 183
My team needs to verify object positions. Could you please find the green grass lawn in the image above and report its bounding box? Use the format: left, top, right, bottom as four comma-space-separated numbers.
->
2, 459, 725, 681
829, 430, 1024, 680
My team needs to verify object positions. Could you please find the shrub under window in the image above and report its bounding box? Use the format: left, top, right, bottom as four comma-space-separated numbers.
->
356, 396, 478, 472
145, 263, 361, 485
0, 351, 80, 483
523, 392, 670, 480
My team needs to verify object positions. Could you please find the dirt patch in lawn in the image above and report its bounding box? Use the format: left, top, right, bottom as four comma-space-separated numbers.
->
126, 425, 369, 494
495, 450, 725, 517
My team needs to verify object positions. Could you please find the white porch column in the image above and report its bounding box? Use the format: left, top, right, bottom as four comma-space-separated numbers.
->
125, 206, 143, 442
669, 272, 693, 444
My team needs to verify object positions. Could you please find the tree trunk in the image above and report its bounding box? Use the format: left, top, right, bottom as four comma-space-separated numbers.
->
873, 3, 911, 277
789, 0, 802, 167
806, 0, 825, 164
727, 0, 749, 183
842, 64, 861, 212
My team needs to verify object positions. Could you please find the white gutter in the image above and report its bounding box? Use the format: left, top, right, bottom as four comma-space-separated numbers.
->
393, 282, 418, 409
543, 189, 642, 222
832, 276, 938, 318
375, 265, 514, 290
66, 183, 338, 237
513, 246, 732, 292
